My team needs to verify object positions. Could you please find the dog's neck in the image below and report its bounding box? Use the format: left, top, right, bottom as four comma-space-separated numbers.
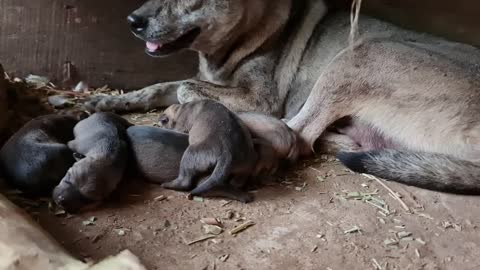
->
197, 0, 292, 81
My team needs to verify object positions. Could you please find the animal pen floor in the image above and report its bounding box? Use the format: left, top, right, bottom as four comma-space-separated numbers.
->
14, 112, 474, 270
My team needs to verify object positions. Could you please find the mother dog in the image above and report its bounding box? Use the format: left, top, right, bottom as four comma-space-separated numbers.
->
86, 0, 480, 194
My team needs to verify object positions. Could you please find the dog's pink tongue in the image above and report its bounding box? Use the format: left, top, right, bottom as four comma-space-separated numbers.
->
146, 41, 162, 52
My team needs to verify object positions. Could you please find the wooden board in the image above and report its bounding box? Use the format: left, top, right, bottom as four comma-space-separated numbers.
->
0, 0, 197, 90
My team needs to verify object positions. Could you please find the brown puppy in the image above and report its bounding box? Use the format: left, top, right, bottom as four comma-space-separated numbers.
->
157, 100, 257, 203
0, 112, 87, 195
52, 113, 132, 212
237, 112, 300, 175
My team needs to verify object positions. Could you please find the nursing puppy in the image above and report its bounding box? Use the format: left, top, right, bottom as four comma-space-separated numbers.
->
52, 113, 132, 212
238, 112, 300, 175
157, 100, 257, 203
0, 112, 87, 195
127, 126, 189, 184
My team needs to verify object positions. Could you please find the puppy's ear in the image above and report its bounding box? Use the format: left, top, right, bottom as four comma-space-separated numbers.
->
61, 110, 90, 121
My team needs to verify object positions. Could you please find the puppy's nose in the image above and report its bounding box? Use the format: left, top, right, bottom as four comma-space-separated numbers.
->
127, 14, 148, 33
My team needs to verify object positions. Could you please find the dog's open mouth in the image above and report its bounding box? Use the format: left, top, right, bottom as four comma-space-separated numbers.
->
145, 27, 201, 57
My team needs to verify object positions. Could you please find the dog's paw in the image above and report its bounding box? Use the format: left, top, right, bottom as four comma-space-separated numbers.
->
83, 95, 104, 112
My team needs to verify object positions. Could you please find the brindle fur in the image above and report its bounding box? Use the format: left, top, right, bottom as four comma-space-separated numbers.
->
86, 0, 480, 193
157, 100, 257, 202
0, 113, 85, 195
52, 113, 132, 212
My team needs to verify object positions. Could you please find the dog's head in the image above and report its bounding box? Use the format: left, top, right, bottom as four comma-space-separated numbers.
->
127, 0, 247, 57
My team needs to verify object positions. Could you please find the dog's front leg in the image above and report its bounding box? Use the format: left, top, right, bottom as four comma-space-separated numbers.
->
177, 80, 279, 115
85, 82, 180, 112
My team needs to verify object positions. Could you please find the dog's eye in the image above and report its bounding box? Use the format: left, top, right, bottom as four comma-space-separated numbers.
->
159, 116, 169, 125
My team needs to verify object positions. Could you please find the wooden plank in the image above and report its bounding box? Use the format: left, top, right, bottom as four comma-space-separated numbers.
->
0, 0, 197, 89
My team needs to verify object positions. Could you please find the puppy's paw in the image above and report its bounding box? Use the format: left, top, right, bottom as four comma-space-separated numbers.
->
161, 177, 194, 191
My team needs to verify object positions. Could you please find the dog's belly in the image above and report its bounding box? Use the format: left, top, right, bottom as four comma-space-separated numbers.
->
333, 117, 403, 152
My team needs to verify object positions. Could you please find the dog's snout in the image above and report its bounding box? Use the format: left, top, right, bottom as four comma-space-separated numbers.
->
127, 14, 148, 33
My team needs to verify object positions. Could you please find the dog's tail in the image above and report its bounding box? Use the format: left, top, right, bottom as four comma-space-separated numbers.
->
337, 149, 480, 194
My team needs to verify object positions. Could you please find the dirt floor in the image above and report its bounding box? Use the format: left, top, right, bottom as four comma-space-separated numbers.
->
4, 112, 475, 270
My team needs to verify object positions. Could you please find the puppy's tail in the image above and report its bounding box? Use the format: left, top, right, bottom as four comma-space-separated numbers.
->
190, 160, 230, 196
337, 149, 480, 194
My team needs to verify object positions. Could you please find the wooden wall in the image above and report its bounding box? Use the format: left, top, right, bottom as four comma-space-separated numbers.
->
0, 0, 197, 90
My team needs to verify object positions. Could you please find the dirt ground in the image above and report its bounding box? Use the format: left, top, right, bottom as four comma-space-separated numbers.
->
8, 112, 473, 270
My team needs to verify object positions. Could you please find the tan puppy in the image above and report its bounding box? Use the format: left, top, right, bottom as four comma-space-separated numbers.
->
237, 112, 300, 175
157, 100, 257, 203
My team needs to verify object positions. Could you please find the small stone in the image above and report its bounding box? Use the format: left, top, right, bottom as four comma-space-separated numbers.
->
201, 218, 222, 227
203, 225, 223, 235
219, 254, 229, 262
115, 229, 127, 236
154, 195, 167, 202
82, 217, 96, 226
73, 81, 89, 93
48, 95, 74, 108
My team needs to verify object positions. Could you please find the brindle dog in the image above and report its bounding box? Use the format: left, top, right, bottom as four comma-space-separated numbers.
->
86, 0, 480, 194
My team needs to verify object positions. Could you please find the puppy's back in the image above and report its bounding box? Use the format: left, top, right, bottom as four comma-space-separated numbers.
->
127, 126, 189, 183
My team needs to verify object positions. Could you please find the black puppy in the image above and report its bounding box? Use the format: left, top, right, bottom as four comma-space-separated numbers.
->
52, 112, 132, 212
0, 112, 86, 195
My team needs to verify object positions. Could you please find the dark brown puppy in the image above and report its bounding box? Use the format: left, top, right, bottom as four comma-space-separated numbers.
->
237, 112, 300, 175
127, 126, 189, 184
52, 112, 132, 212
0, 112, 86, 195
157, 100, 257, 203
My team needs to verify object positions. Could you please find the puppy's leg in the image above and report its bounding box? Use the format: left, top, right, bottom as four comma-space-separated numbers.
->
315, 131, 361, 154
162, 146, 215, 191
189, 158, 231, 197
85, 82, 179, 112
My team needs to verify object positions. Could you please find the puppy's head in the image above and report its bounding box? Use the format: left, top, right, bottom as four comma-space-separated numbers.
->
59, 110, 90, 121
127, 0, 246, 57
157, 104, 181, 130
52, 160, 102, 213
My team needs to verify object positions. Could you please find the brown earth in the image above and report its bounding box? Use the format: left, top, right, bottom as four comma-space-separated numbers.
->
13, 112, 477, 270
